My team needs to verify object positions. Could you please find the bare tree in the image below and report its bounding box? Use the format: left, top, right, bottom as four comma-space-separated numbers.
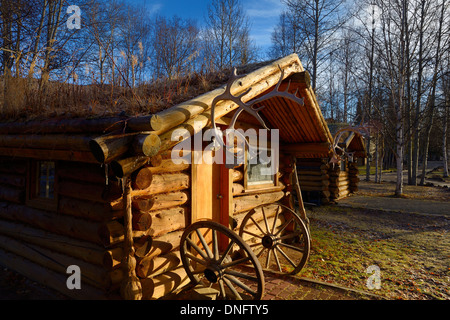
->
151, 15, 199, 80
205, 0, 255, 70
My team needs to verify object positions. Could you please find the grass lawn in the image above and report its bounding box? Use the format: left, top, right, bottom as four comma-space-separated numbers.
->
298, 205, 449, 300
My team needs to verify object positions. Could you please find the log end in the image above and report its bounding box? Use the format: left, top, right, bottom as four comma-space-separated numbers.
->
89, 139, 106, 163
150, 115, 163, 132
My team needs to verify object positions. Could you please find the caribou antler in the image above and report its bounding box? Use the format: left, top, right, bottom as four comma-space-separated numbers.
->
329, 124, 371, 164
210, 65, 304, 160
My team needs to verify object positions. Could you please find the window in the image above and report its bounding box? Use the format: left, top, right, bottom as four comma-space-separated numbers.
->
244, 147, 278, 190
27, 160, 57, 210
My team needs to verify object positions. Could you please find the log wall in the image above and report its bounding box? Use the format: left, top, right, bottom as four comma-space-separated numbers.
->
297, 158, 360, 203
296, 159, 330, 204
0, 155, 192, 300
0, 158, 122, 299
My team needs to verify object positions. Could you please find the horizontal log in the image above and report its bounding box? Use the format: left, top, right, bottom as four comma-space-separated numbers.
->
232, 203, 284, 231
152, 230, 184, 253
110, 156, 150, 178
58, 180, 122, 204
0, 233, 120, 290
141, 240, 173, 261
132, 173, 190, 197
58, 196, 122, 221
233, 190, 285, 214
136, 252, 181, 279
132, 211, 152, 231
329, 185, 349, 193
132, 134, 161, 157
300, 185, 329, 192
232, 183, 245, 195
0, 147, 97, 163
132, 168, 153, 190
89, 132, 136, 164
0, 117, 127, 135
297, 170, 328, 176
133, 235, 153, 259
58, 161, 109, 184
136, 159, 190, 175
104, 247, 123, 270
299, 180, 330, 187
232, 169, 244, 182
157, 58, 302, 153
0, 247, 110, 300
0, 185, 25, 203
140, 267, 189, 300
0, 201, 106, 245
330, 189, 351, 199
0, 159, 27, 174
297, 174, 329, 182
0, 219, 108, 267
148, 207, 188, 238
132, 191, 189, 212
0, 134, 92, 151
0, 173, 25, 187
150, 53, 302, 134
296, 160, 327, 167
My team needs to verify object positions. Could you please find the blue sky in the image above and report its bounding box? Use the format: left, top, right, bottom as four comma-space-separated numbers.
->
130, 0, 285, 53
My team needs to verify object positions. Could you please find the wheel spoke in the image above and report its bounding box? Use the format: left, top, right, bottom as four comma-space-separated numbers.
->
212, 229, 219, 260
249, 216, 267, 236
242, 229, 263, 239
186, 237, 209, 260
278, 231, 302, 241
278, 241, 304, 253
217, 240, 235, 265
275, 246, 298, 268
265, 247, 272, 269
185, 252, 208, 266
223, 277, 243, 300
224, 274, 257, 297
271, 206, 281, 234
195, 229, 213, 259
274, 217, 294, 237
255, 245, 266, 258
224, 269, 259, 283
218, 279, 226, 299
221, 256, 251, 269
261, 206, 270, 234
272, 248, 282, 272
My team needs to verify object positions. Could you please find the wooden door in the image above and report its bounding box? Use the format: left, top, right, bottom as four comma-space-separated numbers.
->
191, 139, 232, 227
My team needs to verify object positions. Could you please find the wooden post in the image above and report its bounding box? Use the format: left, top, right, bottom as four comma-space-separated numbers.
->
291, 156, 309, 229
120, 176, 142, 300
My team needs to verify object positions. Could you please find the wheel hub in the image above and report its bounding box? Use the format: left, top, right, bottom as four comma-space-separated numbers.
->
204, 265, 223, 283
262, 235, 278, 249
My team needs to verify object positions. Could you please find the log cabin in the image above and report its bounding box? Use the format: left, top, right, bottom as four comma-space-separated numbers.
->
0, 53, 334, 300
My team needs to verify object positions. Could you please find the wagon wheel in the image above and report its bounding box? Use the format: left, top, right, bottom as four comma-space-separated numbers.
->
180, 221, 265, 300
238, 203, 310, 275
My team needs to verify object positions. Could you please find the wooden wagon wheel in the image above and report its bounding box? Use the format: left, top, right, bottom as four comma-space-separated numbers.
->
238, 203, 310, 275
180, 221, 265, 300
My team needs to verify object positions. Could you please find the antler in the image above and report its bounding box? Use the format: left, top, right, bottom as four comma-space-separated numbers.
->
210, 65, 304, 159
329, 124, 371, 164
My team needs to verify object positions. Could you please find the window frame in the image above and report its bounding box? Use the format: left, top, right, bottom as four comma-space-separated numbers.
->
243, 146, 279, 191
26, 160, 58, 212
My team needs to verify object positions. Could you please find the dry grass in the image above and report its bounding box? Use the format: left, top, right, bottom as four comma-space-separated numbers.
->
0, 70, 231, 122
301, 205, 449, 300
